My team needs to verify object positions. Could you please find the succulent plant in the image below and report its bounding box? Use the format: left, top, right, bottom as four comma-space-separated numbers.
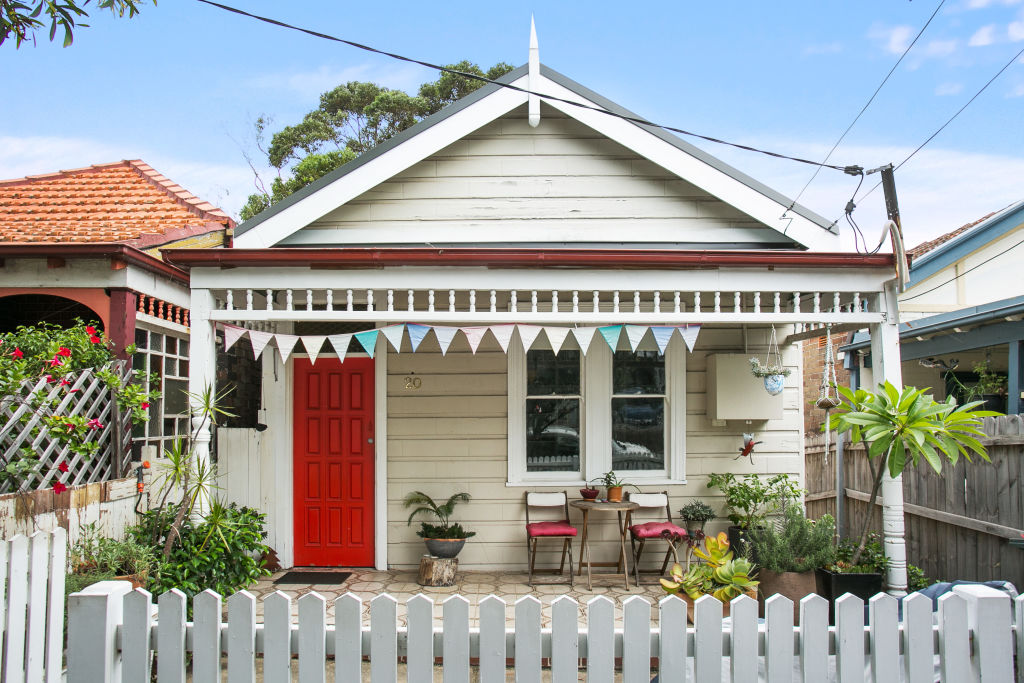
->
660, 532, 759, 601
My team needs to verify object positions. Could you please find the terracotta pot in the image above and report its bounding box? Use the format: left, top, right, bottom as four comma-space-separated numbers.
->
113, 571, 148, 590
757, 569, 817, 620
679, 588, 758, 623
606, 485, 624, 502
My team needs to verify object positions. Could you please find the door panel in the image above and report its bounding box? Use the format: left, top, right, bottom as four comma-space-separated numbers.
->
294, 357, 375, 566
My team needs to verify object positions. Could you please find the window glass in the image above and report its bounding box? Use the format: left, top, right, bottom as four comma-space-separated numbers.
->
134, 329, 148, 349
526, 398, 580, 472
164, 378, 189, 415
527, 350, 580, 395
612, 351, 665, 471
613, 351, 665, 394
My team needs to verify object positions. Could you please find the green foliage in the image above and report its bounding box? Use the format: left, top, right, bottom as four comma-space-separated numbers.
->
746, 505, 836, 573
827, 533, 889, 574
130, 501, 271, 603
749, 357, 791, 378
907, 563, 933, 591
403, 490, 475, 539
241, 61, 514, 220
0, 0, 152, 48
970, 360, 1007, 398
70, 521, 156, 577
660, 532, 759, 602
705, 473, 801, 529
678, 500, 716, 522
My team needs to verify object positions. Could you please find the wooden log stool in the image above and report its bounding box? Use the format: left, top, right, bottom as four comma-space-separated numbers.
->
417, 555, 458, 587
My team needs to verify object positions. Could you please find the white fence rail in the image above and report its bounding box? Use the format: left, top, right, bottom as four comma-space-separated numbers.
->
2, 529, 67, 683
68, 582, 1022, 682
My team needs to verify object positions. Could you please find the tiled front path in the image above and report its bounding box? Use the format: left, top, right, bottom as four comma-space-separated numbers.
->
248, 569, 667, 627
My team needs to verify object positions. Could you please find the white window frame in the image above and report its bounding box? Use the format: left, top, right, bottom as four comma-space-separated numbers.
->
508, 331, 686, 485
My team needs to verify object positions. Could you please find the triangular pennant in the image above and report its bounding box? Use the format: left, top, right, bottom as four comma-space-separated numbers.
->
328, 333, 353, 363
625, 325, 648, 352
354, 329, 379, 358
678, 324, 701, 352
516, 324, 543, 352
301, 335, 326, 364
489, 325, 515, 353
407, 324, 430, 352
222, 324, 247, 351
462, 327, 488, 354
249, 330, 273, 359
275, 334, 300, 363
544, 327, 571, 355
650, 327, 674, 355
599, 325, 623, 352
571, 327, 597, 355
381, 324, 406, 353
433, 327, 458, 355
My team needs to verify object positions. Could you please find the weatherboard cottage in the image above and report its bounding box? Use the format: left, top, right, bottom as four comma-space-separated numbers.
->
165, 47, 909, 590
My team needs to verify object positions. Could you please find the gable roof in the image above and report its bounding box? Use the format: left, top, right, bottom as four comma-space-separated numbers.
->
907, 210, 998, 261
0, 160, 235, 248
233, 64, 838, 251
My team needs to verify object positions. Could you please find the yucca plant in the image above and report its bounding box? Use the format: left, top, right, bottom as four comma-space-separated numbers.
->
828, 381, 997, 566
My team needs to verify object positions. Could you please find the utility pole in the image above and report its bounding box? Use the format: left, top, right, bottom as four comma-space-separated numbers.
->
868, 163, 909, 289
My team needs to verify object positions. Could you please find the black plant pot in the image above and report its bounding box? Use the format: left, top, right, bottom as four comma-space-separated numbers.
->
815, 567, 883, 623
981, 394, 1007, 413
424, 538, 466, 558
726, 525, 761, 563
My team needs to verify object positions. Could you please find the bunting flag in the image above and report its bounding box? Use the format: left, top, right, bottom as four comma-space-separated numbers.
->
462, 327, 488, 354
490, 324, 515, 353
650, 327, 674, 355
544, 327, 571, 355
328, 333, 354, 363
248, 330, 273, 359
625, 325, 647, 352
679, 324, 701, 352
433, 326, 458, 355
571, 327, 597, 355
223, 324, 247, 351
380, 324, 406, 353
354, 329, 379, 358
516, 324, 543, 352
276, 334, 299, 363
301, 335, 326, 364
599, 325, 623, 352
407, 324, 430, 352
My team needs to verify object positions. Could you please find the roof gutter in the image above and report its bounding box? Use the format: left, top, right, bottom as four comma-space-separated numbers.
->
0, 243, 190, 285
163, 247, 894, 270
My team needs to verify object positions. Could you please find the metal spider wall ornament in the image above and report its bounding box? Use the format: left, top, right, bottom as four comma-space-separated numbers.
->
737, 433, 762, 462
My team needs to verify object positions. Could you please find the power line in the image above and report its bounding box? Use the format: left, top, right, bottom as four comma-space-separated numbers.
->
193, 0, 858, 173
788, 0, 946, 211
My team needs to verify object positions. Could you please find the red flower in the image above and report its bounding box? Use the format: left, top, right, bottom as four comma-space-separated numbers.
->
57, 347, 71, 357
89, 335, 101, 344
87, 418, 103, 430
44, 374, 53, 383
49, 356, 64, 367
11, 347, 23, 359
64, 422, 76, 432
53, 482, 67, 494
60, 378, 72, 386
58, 462, 69, 473
85, 326, 96, 335
141, 402, 150, 410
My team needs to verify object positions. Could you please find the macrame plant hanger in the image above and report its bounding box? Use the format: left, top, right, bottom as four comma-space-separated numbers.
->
816, 324, 841, 465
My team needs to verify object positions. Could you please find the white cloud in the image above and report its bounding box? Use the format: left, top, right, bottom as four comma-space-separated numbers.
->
924, 38, 960, 56
969, 24, 998, 45
935, 82, 964, 95
870, 24, 914, 55
1009, 82, 1024, 96
803, 42, 843, 55
1009, 18, 1024, 40
245, 62, 431, 99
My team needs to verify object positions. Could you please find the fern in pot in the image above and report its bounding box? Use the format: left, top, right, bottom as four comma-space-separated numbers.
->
404, 490, 476, 559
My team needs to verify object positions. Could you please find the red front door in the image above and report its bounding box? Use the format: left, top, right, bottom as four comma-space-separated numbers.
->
293, 358, 375, 566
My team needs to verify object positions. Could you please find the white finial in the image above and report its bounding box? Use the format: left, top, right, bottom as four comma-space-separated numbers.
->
528, 15, 540, 127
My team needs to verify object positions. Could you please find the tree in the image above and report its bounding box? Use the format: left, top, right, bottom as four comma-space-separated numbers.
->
827, 381, 997, 565
1, 0, 152, 48
241, 60, 514, 221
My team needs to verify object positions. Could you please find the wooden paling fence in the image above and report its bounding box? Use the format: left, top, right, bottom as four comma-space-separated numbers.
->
806, 414, 1024, 587
69, 582, 1020, 682
1, 529, 67, 683
0, 362, 133, 493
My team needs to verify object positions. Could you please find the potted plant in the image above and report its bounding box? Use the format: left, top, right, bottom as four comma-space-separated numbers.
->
815, 533, 888, 622
705, 472, 801, 559
579, 483, 600, 500
403, 490, 476, 559
749, 357, 792, 396
659, 531, 759, 620
596, 470, 637, 502
746, 505, 836, 620
969, 360, 1007, 413
678, 500, 716, 536
71, 522, 157, 590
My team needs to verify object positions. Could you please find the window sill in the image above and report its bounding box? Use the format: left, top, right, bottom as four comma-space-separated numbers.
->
505, 478, 688, 487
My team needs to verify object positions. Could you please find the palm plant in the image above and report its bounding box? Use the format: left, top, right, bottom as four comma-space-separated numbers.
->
828, 381, 996, 565
403, 490, 475, 539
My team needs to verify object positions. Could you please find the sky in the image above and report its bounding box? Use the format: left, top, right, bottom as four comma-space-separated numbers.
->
1, 0, 1023, 251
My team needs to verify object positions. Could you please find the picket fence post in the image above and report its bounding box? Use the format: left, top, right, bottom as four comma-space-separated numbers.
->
956, 584, 1014, 682
67, 580, 132, 683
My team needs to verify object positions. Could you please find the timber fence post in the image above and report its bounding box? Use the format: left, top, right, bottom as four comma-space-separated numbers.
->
67, 580, 132, 683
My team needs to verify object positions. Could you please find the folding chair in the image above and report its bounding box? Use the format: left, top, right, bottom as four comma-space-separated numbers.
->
627, 491, 687, 585
524, 491, 576, 587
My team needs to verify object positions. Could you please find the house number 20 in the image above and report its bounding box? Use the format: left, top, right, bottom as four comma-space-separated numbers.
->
404, 376, 422, 390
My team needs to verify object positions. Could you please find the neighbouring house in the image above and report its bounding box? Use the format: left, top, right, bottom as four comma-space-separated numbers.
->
164, 49, 907, 587
0, 159, 237, 463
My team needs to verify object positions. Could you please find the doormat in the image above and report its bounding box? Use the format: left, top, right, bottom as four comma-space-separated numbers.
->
274, 571, 352, 585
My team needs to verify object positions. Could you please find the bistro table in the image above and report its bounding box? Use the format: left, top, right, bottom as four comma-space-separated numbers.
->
570, 499, 640, 590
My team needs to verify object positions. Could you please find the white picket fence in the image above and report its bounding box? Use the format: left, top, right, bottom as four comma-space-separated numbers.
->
1, 529, 67, 683
67, 582, 1022, 683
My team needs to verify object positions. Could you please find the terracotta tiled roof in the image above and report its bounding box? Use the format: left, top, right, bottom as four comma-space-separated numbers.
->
906, 211, 998, 262
0, 160, 235, 247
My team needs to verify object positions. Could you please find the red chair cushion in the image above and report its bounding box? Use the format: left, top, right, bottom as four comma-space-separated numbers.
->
526, 521, 578, 537
629, 522, 687, 540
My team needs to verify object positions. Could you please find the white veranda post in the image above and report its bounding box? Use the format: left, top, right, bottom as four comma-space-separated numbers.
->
870, 280, 907, 596
188, 289, 217, 516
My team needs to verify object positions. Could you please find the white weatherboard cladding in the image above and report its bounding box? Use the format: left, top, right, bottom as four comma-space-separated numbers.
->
280, 106, 790, 248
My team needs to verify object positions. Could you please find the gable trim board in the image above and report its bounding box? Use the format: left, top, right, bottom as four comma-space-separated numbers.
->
233, 65, 837, 251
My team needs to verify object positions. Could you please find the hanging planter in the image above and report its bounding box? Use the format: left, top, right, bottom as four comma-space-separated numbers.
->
749, 326, 790, 396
